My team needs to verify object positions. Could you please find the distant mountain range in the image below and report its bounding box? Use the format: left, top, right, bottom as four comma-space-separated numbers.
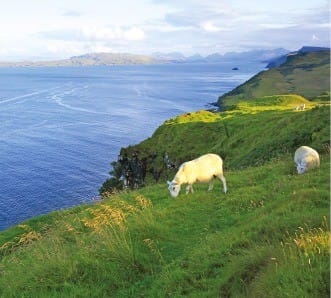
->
0, 48, 290, 67
152, 48, 289, 63
0, 53, 159, 67
0, 47, 328, 68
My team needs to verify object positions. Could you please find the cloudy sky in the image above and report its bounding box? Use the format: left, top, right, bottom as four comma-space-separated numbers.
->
0, 0, 329, 61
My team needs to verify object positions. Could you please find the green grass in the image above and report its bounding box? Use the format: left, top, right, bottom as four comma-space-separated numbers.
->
119, 100, 329, 183
0, 154, 329, 297
235, 94, 310, 109
217, 51, 330, 109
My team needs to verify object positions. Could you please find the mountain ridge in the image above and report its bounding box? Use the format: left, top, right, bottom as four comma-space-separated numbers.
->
0, 48, 290, 67
266, 46, 330, 68
217, 49, 330, 109
0, 52, 160, 67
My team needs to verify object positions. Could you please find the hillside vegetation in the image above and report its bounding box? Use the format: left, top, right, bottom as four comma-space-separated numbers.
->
217, 51, 330, 109
0, 153, 329, 297
118, 97, 329, 183
0, 96, 329, 297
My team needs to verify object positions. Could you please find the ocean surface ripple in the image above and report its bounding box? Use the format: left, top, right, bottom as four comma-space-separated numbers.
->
0, 63, 263, 230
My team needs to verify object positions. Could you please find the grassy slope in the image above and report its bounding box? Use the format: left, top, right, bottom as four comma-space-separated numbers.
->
121, 98, 329, 181
0, 156, 329, 297
217, 51, 330, 109
0, 100, 329, 297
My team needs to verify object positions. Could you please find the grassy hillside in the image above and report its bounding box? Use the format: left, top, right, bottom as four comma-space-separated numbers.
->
0, 154, 329, 297
0, 94, 329, 297
117, 97, 329, 185
217, 51, 330, 109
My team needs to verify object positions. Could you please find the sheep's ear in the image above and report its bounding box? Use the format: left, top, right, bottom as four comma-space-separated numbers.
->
167, 181, 172, 186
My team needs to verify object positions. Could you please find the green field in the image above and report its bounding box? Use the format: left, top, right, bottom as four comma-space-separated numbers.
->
0, 50, 330, 296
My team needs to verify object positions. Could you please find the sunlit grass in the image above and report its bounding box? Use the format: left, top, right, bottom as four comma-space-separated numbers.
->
0, 155, 329, 297
126, 103, 329, 175
165, 109, 223, 125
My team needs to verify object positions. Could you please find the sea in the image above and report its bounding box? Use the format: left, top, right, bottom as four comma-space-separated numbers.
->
0, 62, 265, 230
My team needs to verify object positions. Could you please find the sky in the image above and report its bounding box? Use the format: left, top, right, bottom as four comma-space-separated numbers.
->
0, 0, 330, 61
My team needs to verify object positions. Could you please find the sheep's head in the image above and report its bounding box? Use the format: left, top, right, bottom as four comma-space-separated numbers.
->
296, 162, 307, 174
167, 181, 181, 198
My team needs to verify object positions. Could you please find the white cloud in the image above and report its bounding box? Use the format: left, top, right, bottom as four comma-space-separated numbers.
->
82, 25, 145, 41
62, 10, 83, 17
312, 34, 319, 41
45, 41, 84, 56
80, 27, 118, 41
44, 40, 118, 58
85, 44, 114, 53
123, 27, 145, 40
39, 25, 145, 42
259, 23, 297, 29
201, 21, 222, 32
35, 25, 146, 59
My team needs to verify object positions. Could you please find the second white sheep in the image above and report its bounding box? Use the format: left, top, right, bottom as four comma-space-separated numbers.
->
294, 146, 320, 174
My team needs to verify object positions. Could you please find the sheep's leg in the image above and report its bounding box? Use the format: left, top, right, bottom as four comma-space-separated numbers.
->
186, 185, 190, 194
186, 184, 194, 194
217, 174, 227, 193
208, 179, 214, 191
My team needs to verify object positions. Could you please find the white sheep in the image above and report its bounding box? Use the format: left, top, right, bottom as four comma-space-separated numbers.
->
294, 146, 320, 174
293, 104, 306, 111
299, 104, 306, 110
167, 153, 227, 198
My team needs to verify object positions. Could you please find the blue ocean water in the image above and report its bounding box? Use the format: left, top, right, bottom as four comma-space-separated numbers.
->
0, 62, 264, 230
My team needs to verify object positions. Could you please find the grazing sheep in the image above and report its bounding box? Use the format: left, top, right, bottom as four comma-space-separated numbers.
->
167, 153, 227, 198
299, 104, 306, 110
293, 104, 306, 111
294, 146, 320, 174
